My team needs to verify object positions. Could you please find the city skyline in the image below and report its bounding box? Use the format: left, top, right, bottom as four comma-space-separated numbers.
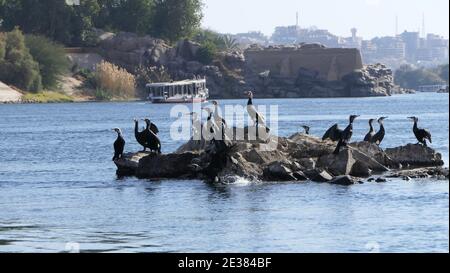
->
202, 0, 449, 39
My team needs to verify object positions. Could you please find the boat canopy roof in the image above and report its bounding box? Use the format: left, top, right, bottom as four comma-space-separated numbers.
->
146, 79, 206, 88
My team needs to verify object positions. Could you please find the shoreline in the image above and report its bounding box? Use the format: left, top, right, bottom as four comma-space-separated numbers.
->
3, 92, 447, 105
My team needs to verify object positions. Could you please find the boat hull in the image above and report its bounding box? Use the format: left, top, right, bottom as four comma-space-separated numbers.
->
151, 97, 208, 104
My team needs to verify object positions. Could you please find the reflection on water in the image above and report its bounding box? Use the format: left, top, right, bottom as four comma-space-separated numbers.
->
0, 93, 448, 252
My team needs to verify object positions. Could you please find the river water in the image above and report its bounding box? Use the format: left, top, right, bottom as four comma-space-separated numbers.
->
0, 93, 448, 253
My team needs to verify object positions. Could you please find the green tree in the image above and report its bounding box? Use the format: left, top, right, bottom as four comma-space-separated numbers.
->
152, 0, 203, 43
196, 41, 216, 65
25, 35, 69, 89
0, 28, 42, 91
395, 64, 446, 89
0, 0, 100, 46
437, 64, 449, 83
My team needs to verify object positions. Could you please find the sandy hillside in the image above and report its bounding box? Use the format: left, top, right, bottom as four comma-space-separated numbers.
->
0, 81, 22, 103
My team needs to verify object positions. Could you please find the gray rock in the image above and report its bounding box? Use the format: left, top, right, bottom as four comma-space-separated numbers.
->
316, 147, 388, 177
330, 175, 358, 186
263, 162, 297, 181
385, 144, 444, 167
304, 169, 334, 182
136, 153, 197, 179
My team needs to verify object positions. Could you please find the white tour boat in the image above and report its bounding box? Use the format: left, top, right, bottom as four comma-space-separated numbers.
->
146, 79, 209, 103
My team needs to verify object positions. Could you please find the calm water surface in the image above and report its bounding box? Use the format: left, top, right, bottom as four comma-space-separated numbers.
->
0, 93, 448, 253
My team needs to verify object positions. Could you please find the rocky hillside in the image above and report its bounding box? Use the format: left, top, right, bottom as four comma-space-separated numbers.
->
94, 31, 395, 99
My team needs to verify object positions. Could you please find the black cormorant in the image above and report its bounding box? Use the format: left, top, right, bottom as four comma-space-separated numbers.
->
141, 118, 159, 135
143, 119, 162, 153
134, 118, 149, 152
371, 117, 388, 145
202, 107, 227, 152
112, 128, 125, 161
333, 115, 360, 154
211, 101, 228, 140
202, 107, 220, 140
245, 91, 270, 133
364, 119, 376, 142
408, 116, 432, 147
301, 125, 310, 135
322, 124, 343, 141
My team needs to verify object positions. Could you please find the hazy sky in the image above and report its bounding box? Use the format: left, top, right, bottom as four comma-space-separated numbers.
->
202, 0, 449, 39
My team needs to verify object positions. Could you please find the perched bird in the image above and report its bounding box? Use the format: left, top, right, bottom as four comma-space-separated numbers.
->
301, 125, 310, 135
371, 117, 388, 146
202, 107, 220, 140
322, 124, 343, 141
141, 118, 159, 135
186, 112, 202, 139
333, 115, 360, 155
364, 119, 376, 142
245, 91, 270, 134
134, 118, 149, 152
408, 116, 432, 147
143, 119, 162, 153
112, 128, 125, 161
202, 107, 226, 152
211, 101, 227, 140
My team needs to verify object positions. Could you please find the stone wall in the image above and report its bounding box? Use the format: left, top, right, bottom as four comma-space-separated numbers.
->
245, 46, 363, 81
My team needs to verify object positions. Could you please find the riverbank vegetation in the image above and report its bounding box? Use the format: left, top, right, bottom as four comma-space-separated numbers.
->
94, 61, 136, 100
395, 64, 449, 89
0, 28, 69, 93
22, 91, 74, 103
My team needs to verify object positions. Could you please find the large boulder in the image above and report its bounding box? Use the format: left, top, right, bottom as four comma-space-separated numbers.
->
330, 175, 360, 186
263, 161, 297, 181
137, 153, 197, 179
316, 147, 389, 177
385, 144, 444, 167
350, 141, 399, 168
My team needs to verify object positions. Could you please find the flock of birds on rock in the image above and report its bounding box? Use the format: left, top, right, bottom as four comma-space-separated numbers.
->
111, 91, 433, 161
320, 115, 432, 154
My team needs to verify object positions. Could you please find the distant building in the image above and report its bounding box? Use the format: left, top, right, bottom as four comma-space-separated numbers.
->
339, 28, 363, 49
233, 31, 269, 47
235, 23, 448, 69
400, 31, 420, 62
271, 26, 341, 48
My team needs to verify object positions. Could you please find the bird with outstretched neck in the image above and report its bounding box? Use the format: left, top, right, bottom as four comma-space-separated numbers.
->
408, 116, 432, 147
333, 115, 360, 155
364, 119, 376, 142
202, 107, 227, 152
202, 107, 220, 140
245, 91, 270, 137
143, 119, 162, 154
186, 112, 203, 140
211, 101, 227, 141
371, 117, 388, 145
112, 128, 125, 161
134, 118, 148, 152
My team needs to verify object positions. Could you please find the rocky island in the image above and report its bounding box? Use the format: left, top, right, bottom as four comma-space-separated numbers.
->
114, 130, 448, 185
